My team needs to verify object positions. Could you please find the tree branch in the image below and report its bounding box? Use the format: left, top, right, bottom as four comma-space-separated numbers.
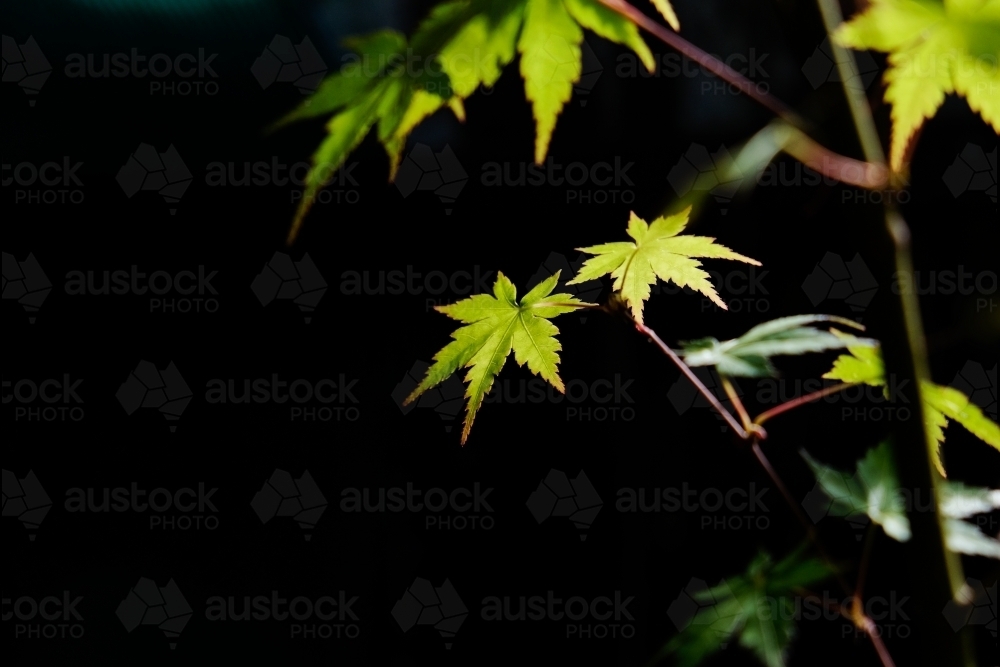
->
754, 382, 853, 427
596, 0, 888, 190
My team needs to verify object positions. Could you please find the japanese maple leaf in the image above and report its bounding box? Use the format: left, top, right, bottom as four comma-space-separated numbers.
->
825, 341, 1000, 476
835, 0, 1000, 171
405, 271, 589, 444
568, 207, 761, 323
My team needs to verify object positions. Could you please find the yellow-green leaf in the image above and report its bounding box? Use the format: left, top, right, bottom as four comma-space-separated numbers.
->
569, 207, 761, 323
405, 271, 591, 444
651, 0, 681, 31
834, 0, 1000, 171
288, 89, 384, 243
438, 0, 527, 97
564, 0, 655, 72
823, 345, 1000, 476
519, 0, 584, 164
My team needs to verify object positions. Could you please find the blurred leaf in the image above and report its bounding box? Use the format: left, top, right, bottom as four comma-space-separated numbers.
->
661, 547, 832, 667
802, 443, 1000, 558
279, 0, 665, 239
824, 345, 1000, 475
680, 315, 874, 378
802, 441, 912, 542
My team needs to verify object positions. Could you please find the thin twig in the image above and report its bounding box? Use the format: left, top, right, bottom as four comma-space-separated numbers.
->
597, 0, 801, 124
813, 0, 886, 166
633, 321, 750, 439
855, 522, 878, 602
596, 0, 888, 191
857, 614, 898, 667
754, 383, 854, 426
751, 440, 854, 598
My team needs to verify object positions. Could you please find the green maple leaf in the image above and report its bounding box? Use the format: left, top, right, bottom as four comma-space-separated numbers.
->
824, 343, 1000, 476
568, 207, 761, 323
651, 0, 681, 31
803, 442, 1000, 558
274, 30, 456, 242
278, 0, 668, 240
802, 441, 912, 542
425, 0, 659, 164
405, 271, 590, 444
679, 315, 875, 378
661, 546, 832, 667
834, 0, 1000, 171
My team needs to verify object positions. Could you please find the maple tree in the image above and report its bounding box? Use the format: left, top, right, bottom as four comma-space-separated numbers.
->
272, 0, 998, 665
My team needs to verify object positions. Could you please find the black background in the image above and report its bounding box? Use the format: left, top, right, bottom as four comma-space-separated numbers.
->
3, 0, 997, 665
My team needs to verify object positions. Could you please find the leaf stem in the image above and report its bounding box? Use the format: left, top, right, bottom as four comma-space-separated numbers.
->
598, 0, 801, 125
753, 383, 854, 427
720, 376, 755, 435
750, 440, 854, 597
633, 320, 750, 439
855, 522, 878, 603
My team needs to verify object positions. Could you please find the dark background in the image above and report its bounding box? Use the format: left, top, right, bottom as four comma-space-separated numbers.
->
3, 0, 997, 665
